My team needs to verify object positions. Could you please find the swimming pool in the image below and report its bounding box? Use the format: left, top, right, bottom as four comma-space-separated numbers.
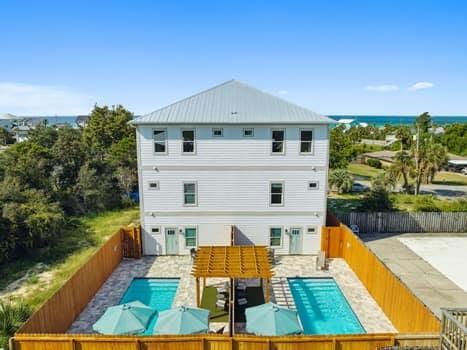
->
288, 277, 365, 335
119, 278, 179, 335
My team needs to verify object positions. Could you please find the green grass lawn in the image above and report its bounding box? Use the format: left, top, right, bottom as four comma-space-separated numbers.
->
0, 207, 140, 309
432, 171, 467, 186
347, 163, 383, 180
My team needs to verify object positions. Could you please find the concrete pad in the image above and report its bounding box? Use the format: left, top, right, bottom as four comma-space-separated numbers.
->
399, 237, 467, 292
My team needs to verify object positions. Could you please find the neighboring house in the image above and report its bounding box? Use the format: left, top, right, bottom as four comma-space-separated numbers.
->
12, 125, 32, 142
336, 118, 367, 130
361, 150, 397, 167
75, 115, 89, 128
130, 80, 335, 256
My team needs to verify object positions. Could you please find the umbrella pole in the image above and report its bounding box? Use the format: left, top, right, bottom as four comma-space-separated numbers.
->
196, 277, 200, 307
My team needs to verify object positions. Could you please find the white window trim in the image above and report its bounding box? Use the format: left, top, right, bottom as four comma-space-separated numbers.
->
183, 181, 198, 207
299, 128, 314, 155
183, 225, 198, 248
153, 128, 168, 155
243, 128, 254, 137
269, 226, 283, 248
306, 226, 318, 234
149, 226, 161, 235
271, 128, 286, 155
181, 128, 197, 155
212, 128, 224, 137
148, 181, 160, 190
270, 181, 285, 207
307, 181, 319, 190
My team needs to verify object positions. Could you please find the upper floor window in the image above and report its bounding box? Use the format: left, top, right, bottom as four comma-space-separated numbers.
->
243, 128, 254, 137
153, 129, 167, 154
300, 129, 313, 154
182, 129, 196, 154
212, 128, 223, 137
271, 129, 285, 154
183, 182, 197, 206
270, 182, 284, 206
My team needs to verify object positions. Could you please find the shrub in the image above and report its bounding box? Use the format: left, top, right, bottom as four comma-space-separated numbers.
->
0, 301, 31, 349
359, 183, 394, 212
366, 158, 382, 169
412, 196, 440, 212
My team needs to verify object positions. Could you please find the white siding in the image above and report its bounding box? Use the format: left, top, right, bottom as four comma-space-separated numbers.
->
136, 124, 329, 256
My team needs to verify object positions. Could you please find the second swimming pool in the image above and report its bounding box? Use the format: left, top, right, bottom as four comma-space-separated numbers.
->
288, 277, 365, 335
119, 278, 179, 335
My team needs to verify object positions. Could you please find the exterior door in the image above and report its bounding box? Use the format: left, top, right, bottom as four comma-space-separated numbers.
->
165, 228, 178, 255
289, 228, 302, 254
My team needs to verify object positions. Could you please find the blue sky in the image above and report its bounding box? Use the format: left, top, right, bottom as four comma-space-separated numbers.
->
1, 0, 466, 116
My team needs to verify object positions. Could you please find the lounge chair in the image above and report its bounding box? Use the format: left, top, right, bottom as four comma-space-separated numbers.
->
237, 298, 248, 306
215, 326, 225, 334
216, 293, 227, 300
216, 300, 226, 309
350, 224, 359, 235
217, 282, 229, 294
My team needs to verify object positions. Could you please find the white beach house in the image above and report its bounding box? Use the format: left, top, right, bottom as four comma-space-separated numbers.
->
130, 80, 335, 256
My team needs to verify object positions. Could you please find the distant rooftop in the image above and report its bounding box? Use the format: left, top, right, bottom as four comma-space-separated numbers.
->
130, 80, 335, 125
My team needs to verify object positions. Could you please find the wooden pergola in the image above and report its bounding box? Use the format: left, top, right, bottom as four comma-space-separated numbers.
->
191, 246, 274, 307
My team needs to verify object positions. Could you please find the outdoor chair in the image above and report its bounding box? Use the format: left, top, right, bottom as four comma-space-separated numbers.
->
216, 293, 227, 300
217, 282, 229, 294
215, 326, 225, 334
236, 281, 247, 291
190, 248, 197, 262
350, 224, 360, 234
216, 299, 226, 310
237, 298, 248, 306
316, 250, 328, 271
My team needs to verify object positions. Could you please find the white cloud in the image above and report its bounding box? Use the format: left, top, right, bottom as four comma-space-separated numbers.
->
365, 84, 399, 92
277, 89, 289, 96
408, 81, 435, 91
0, 82, 95, 115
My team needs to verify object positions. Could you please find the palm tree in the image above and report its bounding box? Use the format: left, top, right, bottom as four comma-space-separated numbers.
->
424, 143, 448, 184
329, 168, 353, 194
390, 151, 414, 192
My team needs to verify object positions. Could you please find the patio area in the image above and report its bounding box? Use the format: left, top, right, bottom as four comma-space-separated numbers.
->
68, 254, 396, 335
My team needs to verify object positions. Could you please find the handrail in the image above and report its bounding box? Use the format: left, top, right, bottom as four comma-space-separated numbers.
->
441, 308, 467, 333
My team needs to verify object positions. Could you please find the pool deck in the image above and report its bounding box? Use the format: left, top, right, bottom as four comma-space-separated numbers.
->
361, 232, 467, 319
69, 255, 395, 334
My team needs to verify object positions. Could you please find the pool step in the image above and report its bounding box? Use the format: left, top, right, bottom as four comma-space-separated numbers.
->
271, 277, 296, 310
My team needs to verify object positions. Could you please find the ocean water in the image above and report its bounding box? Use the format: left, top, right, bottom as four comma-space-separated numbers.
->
288, 277, 365, 335
330, 115, 467, 126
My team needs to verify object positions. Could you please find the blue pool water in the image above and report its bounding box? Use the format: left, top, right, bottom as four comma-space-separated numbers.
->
288, 277, 365, 335
119, 278, 179, 335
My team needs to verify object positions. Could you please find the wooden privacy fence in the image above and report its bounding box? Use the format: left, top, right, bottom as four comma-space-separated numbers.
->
17, 226, 141, 334
321, 224, 441, 333
121, 225, 143, 258
11, 333, 399, 350
335, 211, 467, 233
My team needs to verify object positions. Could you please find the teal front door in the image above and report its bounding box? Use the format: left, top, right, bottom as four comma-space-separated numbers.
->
289, 228, 302, 254
165, 228, 178, 255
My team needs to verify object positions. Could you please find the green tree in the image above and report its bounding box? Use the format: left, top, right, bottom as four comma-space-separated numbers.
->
27, 124, 58, 148
0, 128, 14, 145
329, 126, 353, 168
441, 123, 467, 156
82, 105, 134, 159
424, 143, 448, 184
329, 168, 353, 194
390, 151, 414, 192
359, 182, 394, 212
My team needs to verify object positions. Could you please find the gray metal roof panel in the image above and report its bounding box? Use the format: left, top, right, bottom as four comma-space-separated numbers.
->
130, 80, 335, 125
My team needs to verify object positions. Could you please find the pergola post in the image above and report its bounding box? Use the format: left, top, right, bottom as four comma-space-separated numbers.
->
265, 278, 270, 302
196, 277, 200, 307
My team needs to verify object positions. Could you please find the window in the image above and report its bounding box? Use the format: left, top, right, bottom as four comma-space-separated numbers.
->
270, 182, 284, 206
148, 181, 159, 190
183, 182, 197, 206
271, 129, 285, 153
300, 129, 313, 153
150, 226, 161, 234
243, 128, 254, 137
182, 129, 196, 153
270, 227, 282, 247
153, 129, 167, 153
212, 128, 223, 137
306, 226, 317, 234
185, 227, 197, 247
308, 181, 319, 190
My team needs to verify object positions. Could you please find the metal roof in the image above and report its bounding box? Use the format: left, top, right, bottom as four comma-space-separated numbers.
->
130, 80, 335, 125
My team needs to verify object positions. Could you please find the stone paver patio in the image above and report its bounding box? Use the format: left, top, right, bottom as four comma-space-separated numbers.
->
69, 255, 396, 334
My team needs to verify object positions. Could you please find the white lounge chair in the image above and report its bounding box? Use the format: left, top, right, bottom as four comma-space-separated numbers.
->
216, 300, 226, 309
237, 298, 248, 306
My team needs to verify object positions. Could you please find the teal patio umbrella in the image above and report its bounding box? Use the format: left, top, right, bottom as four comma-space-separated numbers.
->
92, 301, 155, 335
245, 302, 303, 336
153, 305, 210, 335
